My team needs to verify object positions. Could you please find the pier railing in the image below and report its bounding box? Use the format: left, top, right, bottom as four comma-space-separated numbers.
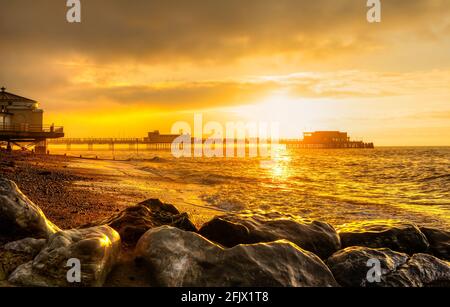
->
49, 138, 142, 145
0, 124, 64, 133
47, 137, 374, 150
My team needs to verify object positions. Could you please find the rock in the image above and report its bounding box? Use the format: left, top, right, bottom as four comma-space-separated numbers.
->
0, 237, 45, 281
0, 249, 34, 281
382, 253, 450, 287
420, 227, 450, 261
3, 238, 46, 257
337, 220, 429, 254
0, 178, 60, 243
327, 246, 450, 287
8, 225, 121, 287
86, 199, 197, 246
326, 246, 409, 287
136, 226, 338, 287
199, 211, 340, 259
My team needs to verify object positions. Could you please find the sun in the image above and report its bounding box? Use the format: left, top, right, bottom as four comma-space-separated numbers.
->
231, 93, 328, 138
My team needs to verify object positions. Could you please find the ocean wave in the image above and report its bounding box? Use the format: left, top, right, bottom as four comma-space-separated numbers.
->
201, 194, 247, 211
418, 173, 450, 182
127, 156, 168, 163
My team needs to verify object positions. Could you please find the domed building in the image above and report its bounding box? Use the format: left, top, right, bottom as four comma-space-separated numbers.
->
0, 87, 64, 152
0, 87, 43, 130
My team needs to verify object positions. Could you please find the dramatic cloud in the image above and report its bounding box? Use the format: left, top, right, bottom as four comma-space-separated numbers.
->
0, 0, 449, 143
1, 0, 450, 63
33, 69, 450, 111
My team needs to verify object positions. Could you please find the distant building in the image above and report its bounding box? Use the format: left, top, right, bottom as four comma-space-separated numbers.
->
0, 87, 43, 131
0, 87, 63, 153
300, 131, 374, 148
302, 131, 350, 144
144, 130, 181, 143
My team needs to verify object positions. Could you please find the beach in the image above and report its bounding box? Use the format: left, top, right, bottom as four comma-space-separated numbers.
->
1, 149, 449, 287
1, 146, 449, 231
0, 151, 219, 229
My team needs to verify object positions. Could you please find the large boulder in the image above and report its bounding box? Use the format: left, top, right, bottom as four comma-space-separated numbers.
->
0, 237, 47, 280
199, 211, 340, 259
0, 178, 60, 243
337, 220, 429, 254
327, 246, 450, 287
420, 227, 450, 261
326, 247, 409, 287
0, 250, 31, 281
382, 254, 450, 287
135, 226, 338, 287
85, 199, 197, 246
2, 238, 47, 257
8, 225, 121, 287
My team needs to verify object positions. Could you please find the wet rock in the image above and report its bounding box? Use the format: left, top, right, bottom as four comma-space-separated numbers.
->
86, 199, 197, 246
0, 178, 60, 243
0, 237, 45, 281
337, 220, 429, 254
3, 238, 46, 257
327, 246, 450, 287
420, 227, 450, 261
136, 226, 338, 287
0, 249, 33, 281
8, 225, 121, 287
199, 211, 340, 259
382, 253, 450, 287
326, 246, 409, 287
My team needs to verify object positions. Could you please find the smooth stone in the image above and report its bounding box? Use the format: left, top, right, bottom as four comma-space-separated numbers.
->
199, 211, 340, 259
136, 226, 338, 287
337, 220, 429, 254
326, 246, 409, 287
0, 178, 60, 243
420, 227, 450, 261
327, 246, 450, 287
8, 225, 121, 287
85, 199, 197, 246
0, 235, 47, 281
3, 238, 47, 257
382, 253, 450, 287
0, 249, 34, 281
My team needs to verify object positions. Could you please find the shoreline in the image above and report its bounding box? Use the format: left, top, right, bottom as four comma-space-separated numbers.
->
1, 150, 449, 230
0, 151, 220, 229
1, 150, 449, 287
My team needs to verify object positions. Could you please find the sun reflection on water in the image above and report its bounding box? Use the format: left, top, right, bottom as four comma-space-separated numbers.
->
260, 144, 292, 180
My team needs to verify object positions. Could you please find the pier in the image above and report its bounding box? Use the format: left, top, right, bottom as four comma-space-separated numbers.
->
48, 138, 172, 151
0, 125, 64, 152
48, 136, 374, 151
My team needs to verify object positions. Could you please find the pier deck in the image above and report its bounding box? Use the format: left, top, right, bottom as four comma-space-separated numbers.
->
0, 125, 64, 142
48, 137, 374, 150
0, 125, 64, 152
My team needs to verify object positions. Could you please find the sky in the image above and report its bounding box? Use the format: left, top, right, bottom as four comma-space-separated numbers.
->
0, 0, 449, 145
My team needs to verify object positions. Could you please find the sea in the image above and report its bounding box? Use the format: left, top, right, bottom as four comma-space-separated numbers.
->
48, 145, 450, 229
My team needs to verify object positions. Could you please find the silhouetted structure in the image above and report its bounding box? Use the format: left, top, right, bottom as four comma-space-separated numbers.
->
145, 130, 181, 143
299, 131, 373, 148
0, 87, 64, 153
48, 131, 374, 151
